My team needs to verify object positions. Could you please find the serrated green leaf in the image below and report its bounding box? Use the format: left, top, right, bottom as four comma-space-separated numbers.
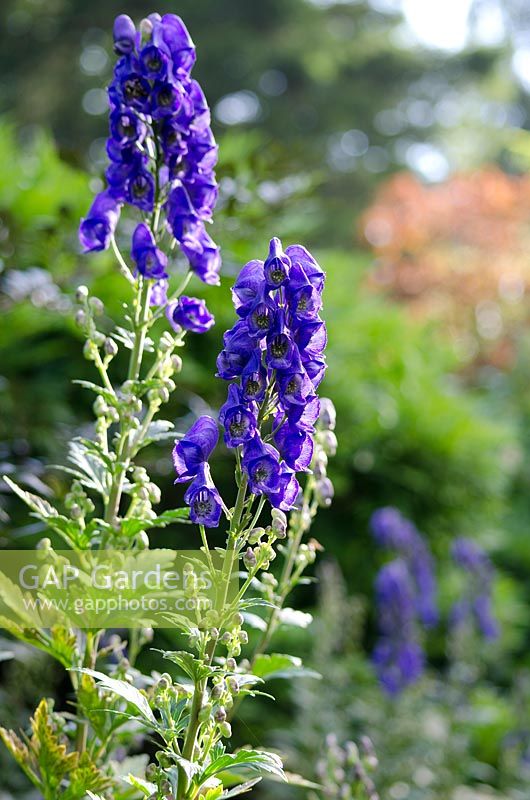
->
75, 668, 156, 725
200, 749, 285, 782
222, 778, 262, 797
154, 649, 212, 681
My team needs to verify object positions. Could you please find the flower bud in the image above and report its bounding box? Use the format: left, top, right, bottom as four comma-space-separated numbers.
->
83, 340, 97, 361
89, 296, 104, 315
75, 309, 87, 327
104, 337, 118, 357
93, 395, 108, 417
198, 703, 212, 722
271, 509, 287, 538
211, 683, 224, 700
171, 354, 183, 373
218, 721, 232, 738
226, 657, 237, 671
75, 285, 89, 303
247, 527, 265, 545
214, 706, 226, 722
243, 547, 257, 569
37, 537, 52, 551
318, 398, 336, 431
145, 763, 157, 781
226, 676, 239, 694
315, 477, 334, 508
320, 430, 338, 457
239, 630, 248, 644
232, 612, 244, 627
135, 531, 150, 550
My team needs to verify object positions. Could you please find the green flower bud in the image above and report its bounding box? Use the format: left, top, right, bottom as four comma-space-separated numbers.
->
218, 721, 232, 738
83, 340, 97, 361
36, 537, 51, 551
214, 706, 226, 722
75, 309, 87, 327
211, 683, 224, 700
135, 531, 150, 550
145, 763, 157, 781
226, 657, 237, 671
318, 398, 336, 431
243, 547, 257, 569
232, 612, 244, 627
198, 703, 212, 722
75, 285, 89, 303
226, 676, 239, 694
89, 296, 104, 315
239, 630, 248, 645
104, 337, 118, 357
248, 527, 265, 545
171, 354, 183, 373
320, 430, 338, 457
93, 331, 106, 347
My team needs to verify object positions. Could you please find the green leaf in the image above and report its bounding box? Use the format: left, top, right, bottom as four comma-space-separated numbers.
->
3, 476, 57, 519
252, 653, 321, 682
76, 668, 156, 725
154, 650, 212, 681
200, 749, 285, 783
66, 440, 110, 495
222, 778, 262, 797
122, 773, 157, 796
142, 419, 175, 445
147, 508, 191, 527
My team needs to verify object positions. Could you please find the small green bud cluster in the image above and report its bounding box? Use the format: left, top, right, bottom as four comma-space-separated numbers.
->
75, 285, 117, 364
64, 479, 95, 524
316, 734, 379, 800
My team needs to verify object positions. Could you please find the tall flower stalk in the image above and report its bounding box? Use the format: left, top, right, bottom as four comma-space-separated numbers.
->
0, 12, 337, 800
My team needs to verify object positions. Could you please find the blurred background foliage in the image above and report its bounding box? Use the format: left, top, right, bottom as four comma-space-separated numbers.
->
3, 0, 530, 797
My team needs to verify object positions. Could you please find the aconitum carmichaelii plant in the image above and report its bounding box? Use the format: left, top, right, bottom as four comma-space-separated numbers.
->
0, 12, 339, 800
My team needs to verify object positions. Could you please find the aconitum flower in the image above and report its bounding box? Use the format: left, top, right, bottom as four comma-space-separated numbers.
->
184, 463, 222, 527
373, 559, 424, 695
131, 223, 168, 279
214, 237, 326, 511
166, 295, 214, 334
172, 415, 218, 483
451, 537, 498, 640
80, 12, 220, 284
79, 192, 121, 253
370, 506, 438, 628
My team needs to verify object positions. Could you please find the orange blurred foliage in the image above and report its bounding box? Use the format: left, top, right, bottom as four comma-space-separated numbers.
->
360, 168, 530, 369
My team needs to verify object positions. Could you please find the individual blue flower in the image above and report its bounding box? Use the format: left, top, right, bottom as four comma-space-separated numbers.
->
109, 109, 146, 146
240, 353, 267, 402
113, 14, 137, 55
277, 357, 314, 406
166, 295, 214, 334
242, 435, 282, 495
266, 313, 296, 370
79, 191, 121, 253
264, 236, 291, 289
172, 415, 219, 483
266, 468, 300, 511
216, 321, 255, 380
231, 260, 266, 317
184, 462, 222, 527
273, 422, 314, 471
127, 169, 155, 212
285, 244, 325, 293
139, 44, 169, 80
151, 279, 169, 307
152, 13, 196, 76
219, 385, 257, 447
131, 223, 168, 279
286, 262, 323, 320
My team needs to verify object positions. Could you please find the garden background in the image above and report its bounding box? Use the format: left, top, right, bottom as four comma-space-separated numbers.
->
2, 0, 530, 798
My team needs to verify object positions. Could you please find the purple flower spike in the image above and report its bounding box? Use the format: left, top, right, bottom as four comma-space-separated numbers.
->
184, 463, 222, 527
264, 237, 291, 289
166, 295, 215, 334
172, 415, 219, 483
131, 223, 168, 280
451, 537, 498, 640
79, 191, 121, 253
113, 14, 137, 55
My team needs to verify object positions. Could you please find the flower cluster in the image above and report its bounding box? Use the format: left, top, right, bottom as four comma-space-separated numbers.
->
172, 238, 328, 524
79, 12, 220, 287
217, 238, 327, 509
370, 506, 438, 627
370, 507, 438, 694
450, 537, 498, 640
373, 559, 424, 696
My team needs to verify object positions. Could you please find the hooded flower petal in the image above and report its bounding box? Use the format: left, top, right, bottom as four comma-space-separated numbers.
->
172, 415, 219, 482
166, 296, 214, 334
184, 463, 222, 527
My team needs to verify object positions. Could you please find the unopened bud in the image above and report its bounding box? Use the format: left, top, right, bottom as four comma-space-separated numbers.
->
104, 337, 118, 357
218, 721, 232, 738
319, 398, 336, 431
243, 547, 257, 569
247, 527, 265, 545
214, 706, 227, 722
75, 285, 89, 303
75, 309, 87, 327
315, 477, 334, 508
171, 354, 183, 373
226, 657, 237, 671
271, 509, 287, 537
89, 296, 104, 315
320, 430, 338, 457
